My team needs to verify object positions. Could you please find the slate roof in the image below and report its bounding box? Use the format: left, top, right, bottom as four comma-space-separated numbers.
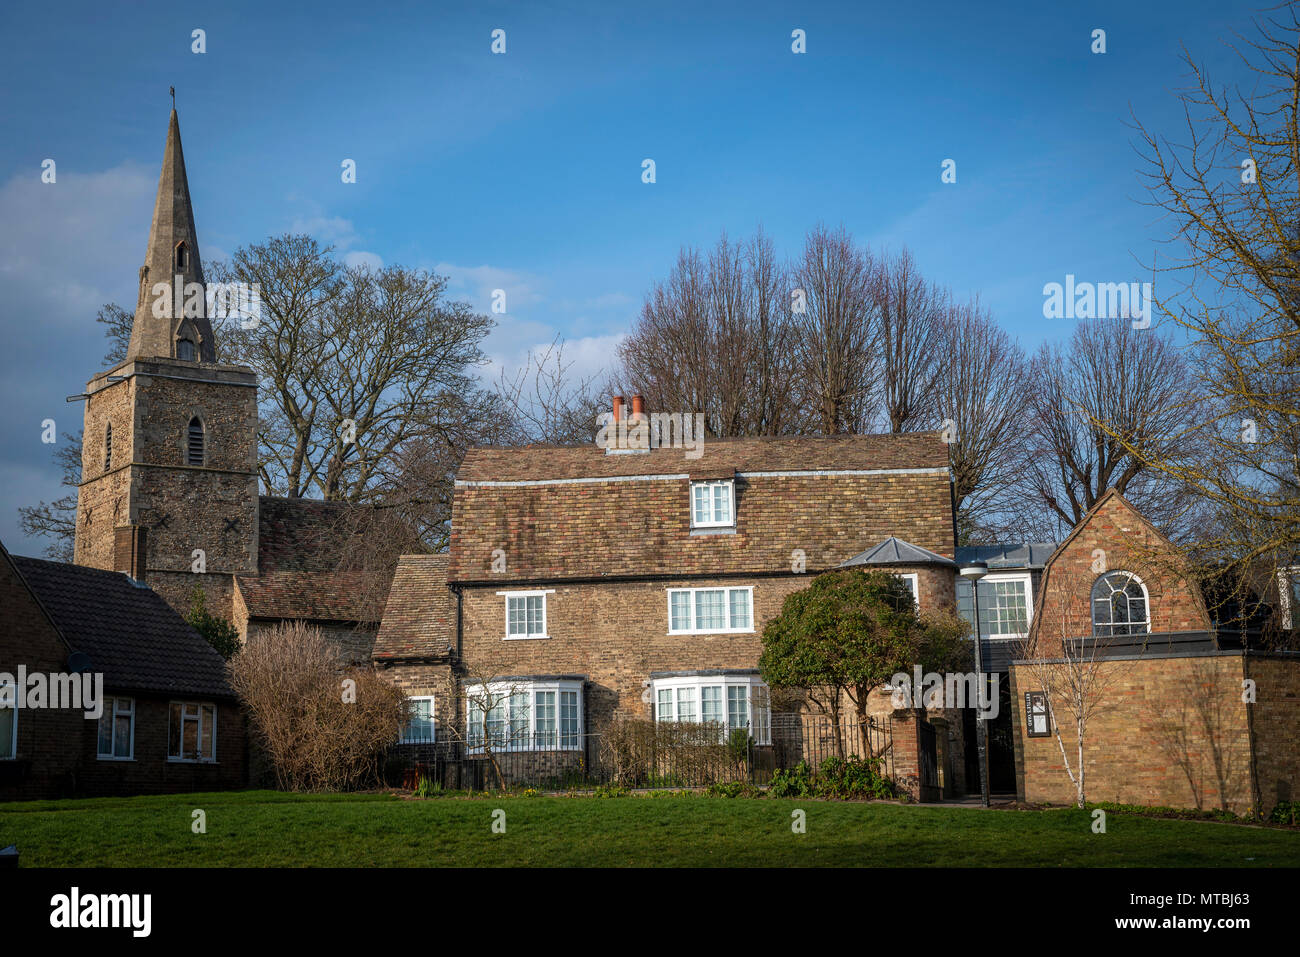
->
456, 431, 950, 484
840, 536, 957, 568
373, 554, 453, 661
10, 555, 234, 699
955, 543, 1058, 569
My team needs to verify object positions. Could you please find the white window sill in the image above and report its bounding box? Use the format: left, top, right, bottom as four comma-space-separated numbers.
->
166, 758, 218, 764
690, 526, 736, 536
504, 634, 550, 641
96, 756, 136, 762
667, 628, 755, 636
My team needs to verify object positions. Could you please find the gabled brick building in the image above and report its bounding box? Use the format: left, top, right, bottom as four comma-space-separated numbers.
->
0, 540, 245, 800
1009, 489, 1300, 813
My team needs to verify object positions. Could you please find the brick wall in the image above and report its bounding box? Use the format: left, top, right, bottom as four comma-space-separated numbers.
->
0, 552, 82, 800
1010, 653, 1256, 812
1246, 654, 1300, 813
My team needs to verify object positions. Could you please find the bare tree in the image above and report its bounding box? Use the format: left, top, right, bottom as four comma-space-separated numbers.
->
227, 621, 405, 791
496, 336, 606, 445
618, 230, 801, 437
1018, 320, 1201, 541
17, 431, 81, 561
790, 224, 879, 434
876, 248, 947, 433
935, 298, 1030, 541
1122, 10, 1300, 596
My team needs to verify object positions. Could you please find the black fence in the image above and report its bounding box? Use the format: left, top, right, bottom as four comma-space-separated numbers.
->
388, 712, 893, 792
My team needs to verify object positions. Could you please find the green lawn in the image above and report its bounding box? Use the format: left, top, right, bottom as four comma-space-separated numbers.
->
1, 790, 1296, 867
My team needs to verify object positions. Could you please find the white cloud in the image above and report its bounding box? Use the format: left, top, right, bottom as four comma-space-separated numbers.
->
343, 250, 384, 270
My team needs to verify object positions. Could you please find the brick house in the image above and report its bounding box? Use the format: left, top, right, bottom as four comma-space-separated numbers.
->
70, 108, 383, 661
0, 540, 245, 800
376, 413, 965, 784
1008, 488, 1300, 813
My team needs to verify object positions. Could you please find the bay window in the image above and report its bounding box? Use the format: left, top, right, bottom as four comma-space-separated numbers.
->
465, 679, 583, 751
652, 673, 771, 745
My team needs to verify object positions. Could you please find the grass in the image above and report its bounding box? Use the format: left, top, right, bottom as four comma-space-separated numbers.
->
1, 789, 1297, 867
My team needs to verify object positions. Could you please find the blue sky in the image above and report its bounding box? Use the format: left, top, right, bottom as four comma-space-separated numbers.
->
0, 0, 1262, 554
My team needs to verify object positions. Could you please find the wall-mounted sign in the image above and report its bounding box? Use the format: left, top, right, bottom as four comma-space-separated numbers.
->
1025, 691, 1050, 737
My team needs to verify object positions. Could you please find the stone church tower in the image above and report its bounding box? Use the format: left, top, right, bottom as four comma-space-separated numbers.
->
73, 109, 259, 620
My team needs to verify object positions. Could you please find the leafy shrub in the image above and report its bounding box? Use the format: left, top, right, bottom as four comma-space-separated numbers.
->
770, 761, 814, 798
1269, 801, 1300, 825
769, 757, 894, 800
705, 781, 762, 798
594, 783, 629, 798
186, 587, 241, 660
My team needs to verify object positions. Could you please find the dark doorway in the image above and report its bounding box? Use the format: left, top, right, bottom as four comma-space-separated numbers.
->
962, 673, 1016, 796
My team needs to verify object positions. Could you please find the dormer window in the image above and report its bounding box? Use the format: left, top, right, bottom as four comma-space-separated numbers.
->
690, 479, 734, 528
187, 416, 205, 466
175, 242, 189, 269
177, 338, 195, 361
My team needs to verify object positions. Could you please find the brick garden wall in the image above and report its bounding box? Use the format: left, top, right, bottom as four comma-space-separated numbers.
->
1010, 653, 1256, 812
1246, 653, 1300, 814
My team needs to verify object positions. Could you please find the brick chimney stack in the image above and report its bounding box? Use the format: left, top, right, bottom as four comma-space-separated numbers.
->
113, 525, 148, 582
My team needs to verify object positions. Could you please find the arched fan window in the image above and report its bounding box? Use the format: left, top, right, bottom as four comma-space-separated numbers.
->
187, 417, 204, 466
1091, 571, 1150, 638
104, 423, 112, 471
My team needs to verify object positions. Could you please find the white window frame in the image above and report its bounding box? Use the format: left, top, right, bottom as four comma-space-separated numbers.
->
97, 696, 135, 761
897, 573, 919, 606
167, 701, 218, 763
666, 585, 754, 635
1091, 570, 1151, 638
0, 680, 15, 761
497, 589, 554, 640
400, 695, 436, 745
651, 674, 772, 745
690, 479, 735, 528
961, 571, 1034, 641
463, 679, 584, 753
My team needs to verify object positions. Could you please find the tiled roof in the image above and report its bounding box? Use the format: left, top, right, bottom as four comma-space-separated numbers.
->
257, 496, 362, 573
456, 431, 950, 483
11, 556, 234, 699
841, 537, 957, 568
236, 571, 382, 623
373, 555, 452, 660
449, 432, 956, 582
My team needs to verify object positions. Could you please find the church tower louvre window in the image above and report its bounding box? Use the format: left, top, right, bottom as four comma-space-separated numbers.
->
187, 417, 205, 466
104, 423, 112, 471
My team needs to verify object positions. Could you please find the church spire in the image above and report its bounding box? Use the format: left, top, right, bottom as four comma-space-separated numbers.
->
125, 106, 216, 363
